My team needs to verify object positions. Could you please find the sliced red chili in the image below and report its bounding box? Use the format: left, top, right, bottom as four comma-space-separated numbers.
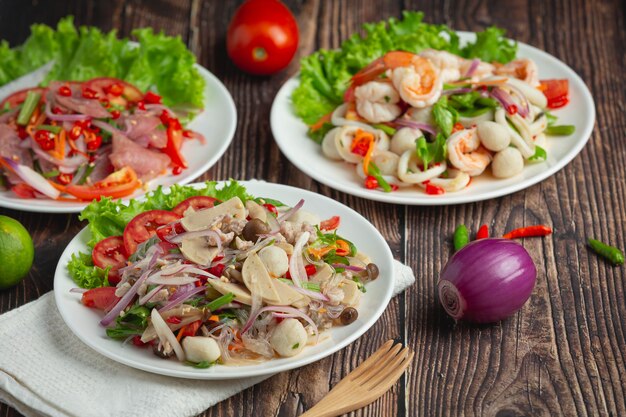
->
364, 176, 378, 189
58, 86, 72, 97
425, 184, 444, 195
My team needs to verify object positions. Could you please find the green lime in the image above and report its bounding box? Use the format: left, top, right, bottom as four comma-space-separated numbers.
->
0, 215, 34, 289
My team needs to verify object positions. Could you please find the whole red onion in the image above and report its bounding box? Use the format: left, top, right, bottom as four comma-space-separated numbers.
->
438, 238, 537, 323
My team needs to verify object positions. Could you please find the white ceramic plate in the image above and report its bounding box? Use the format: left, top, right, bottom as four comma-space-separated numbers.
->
53, 181, 394, 379
270, 33, 596, 205
0, 65, 236, 213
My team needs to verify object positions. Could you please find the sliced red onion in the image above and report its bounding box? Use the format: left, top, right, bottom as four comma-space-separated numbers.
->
151, 308, 185, 361
266, 208, 281, 233
91, 120, 124, 136
292, 285, 329, 301
438, 238, 537, 323
0, 108, 18, 123
158, 285, 207, 312
32, 146, 87, 169
277, 199, 304, 223
464, 59, 480, 78
69, 288, 87, 294
1, 157, 60, 199
490, 87, 528, 117
145, 103, 176, 115
272, 312, 298, 319
45, 101, 91, 122
160, 264, 219, 280
100, 270, 150, 326
288, 232, 310, 288
138, 284, 165, 305
393, 118, 437, 136
331, 263, 365, 272
504, 84, 530, 118
325, 304, 344, 319
242, 305, 318, 341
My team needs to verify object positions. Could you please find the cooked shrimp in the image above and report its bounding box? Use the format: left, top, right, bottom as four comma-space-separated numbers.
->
354, 81, 402, 123
446, 128, 492, 176
390, 55, 442, 108
494, 58, 539, 87
419, 49, 462, 83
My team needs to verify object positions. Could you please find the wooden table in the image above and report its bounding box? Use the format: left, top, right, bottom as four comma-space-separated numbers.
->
1, 1, 624, 416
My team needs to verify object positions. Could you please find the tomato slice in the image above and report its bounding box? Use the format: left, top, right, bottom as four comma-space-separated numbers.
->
172, 196, 219, 216
62, 167, 140, 201
83, 77, 144, 106
81, 287, 120, 310
10, 183, 38, 199
539, 79, 569, 109
123, 210, 182, 255
320, 216, 340, 231
92, 236, 128, 285
0, 87, 47, 109
179, 320, 202, 337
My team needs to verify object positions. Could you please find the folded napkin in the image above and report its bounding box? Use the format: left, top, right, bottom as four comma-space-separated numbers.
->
0, 261, 414, 417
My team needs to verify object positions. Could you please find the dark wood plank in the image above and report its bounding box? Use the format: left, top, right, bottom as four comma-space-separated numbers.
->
0, 0, 624, 416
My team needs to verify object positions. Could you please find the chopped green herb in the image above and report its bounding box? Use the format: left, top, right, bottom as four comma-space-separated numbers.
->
184, 360, 215, 369
206, 292, 236, 312
545, 125, 575, 136
292, 343, 300, 349
529, 145, 547, 161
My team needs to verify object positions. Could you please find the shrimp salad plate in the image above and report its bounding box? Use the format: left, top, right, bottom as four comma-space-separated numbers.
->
271, 15, 595, 205
54, 181, 394, 379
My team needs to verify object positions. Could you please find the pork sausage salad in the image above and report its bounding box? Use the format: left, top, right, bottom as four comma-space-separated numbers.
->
69, 182, 378, 367
0, 17, 206, 201
293, 12, 575, 195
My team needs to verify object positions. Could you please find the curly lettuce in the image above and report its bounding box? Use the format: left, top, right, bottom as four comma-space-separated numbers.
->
1, 16, 205, 110
292, 11, 517, 126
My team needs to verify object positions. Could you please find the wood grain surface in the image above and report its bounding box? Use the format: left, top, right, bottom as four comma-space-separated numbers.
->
1, 1, 625, 416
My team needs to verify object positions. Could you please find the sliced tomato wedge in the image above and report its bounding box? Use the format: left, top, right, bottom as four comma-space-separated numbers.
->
81, 287, 120, 310
179, 320, 202, 337
10, 183, 38, 199
155, 222, 185, 241
164, 124, 188, 169
92, 236, 128, 285
62, 167, 140, 201
172, 196, 219, 216
539, 79, 569, 109
320, 215, 341, 231
123, 210, 182, 255
83, 77, 144, 106
0, 87, 47, 109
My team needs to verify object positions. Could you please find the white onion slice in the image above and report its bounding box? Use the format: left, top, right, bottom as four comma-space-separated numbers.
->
2, 157, 60, 199
289, 232, 310, 288
151, 308, 185, 361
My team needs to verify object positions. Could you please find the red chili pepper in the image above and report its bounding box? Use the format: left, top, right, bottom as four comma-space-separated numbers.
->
100, 98, 110, 108
166, 316, 182, 324
182, 130, 193, 138
425, 183, 444, 195
57, 173, 73, 185
82, 87, 98, 99
305, 265, 317, 276
110, 110, 121, 119
58, 86, 72, 97
506, 104, 518, 115
263, 203, 278, 216
106, 83, 123, 97
503, 225, 552, 239
364, 175, 378, 189
69, 125, 82, 140
476, 224, 489, 239
208, 263, 226, 277
351, 140, 369, 156
34, 130, 54, 150
390, 184, 399, 191
136, 100, 146, 110
144, 91, 162, 104
86, 135, 103, 151
172, 166, 183, 175
17, 127, 28, 139
160, 110, 171, 125
132, 336, 147, 347
52, 106, 64, 114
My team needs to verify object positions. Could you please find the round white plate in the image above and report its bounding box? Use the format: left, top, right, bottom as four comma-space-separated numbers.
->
270, 33, 596, 205
54, 181, 394, 379
0, 65, 236, 213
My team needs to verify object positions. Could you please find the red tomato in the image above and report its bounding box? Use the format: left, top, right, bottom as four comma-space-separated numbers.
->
172, 196, 219, 216
11, 183, 37, 199
83, 77, 143, 107
92, 236, 128, 285
539, 79, 569, 109
81, 287, 120, 310
320, 216, 340, 231
180, 320, 202, 337
155, 222, 185, 241
62, 167, 140, 201
227, 0, 299, 75
123, 210, 182, 255
0, 87, 47, 109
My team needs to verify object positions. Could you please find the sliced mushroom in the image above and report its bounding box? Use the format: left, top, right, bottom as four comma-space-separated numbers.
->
242, 253, 280, 302
180, 237, 219, 266
340, 279, 362, 306
245, 200, 267, 222
209, 280, 253, 305
309, 263, 334, 284
181, 197, 246, 231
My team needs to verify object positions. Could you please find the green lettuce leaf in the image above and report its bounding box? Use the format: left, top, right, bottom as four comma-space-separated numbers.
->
461, 27, 517, 64
67, 252, 109, 289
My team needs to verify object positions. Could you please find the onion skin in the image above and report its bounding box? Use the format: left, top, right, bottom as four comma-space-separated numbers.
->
438, 238, 537, 323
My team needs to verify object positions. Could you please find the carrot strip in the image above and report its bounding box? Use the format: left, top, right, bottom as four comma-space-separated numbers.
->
176, 325, 187, 342
309, 111, 333, 131
361, 135, 376, 175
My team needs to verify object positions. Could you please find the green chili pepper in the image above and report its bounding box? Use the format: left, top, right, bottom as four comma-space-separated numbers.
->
588, 239, 624, 265
453, 224, 469, 251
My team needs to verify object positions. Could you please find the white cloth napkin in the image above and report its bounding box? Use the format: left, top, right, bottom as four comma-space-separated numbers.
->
0, 261, 414, 417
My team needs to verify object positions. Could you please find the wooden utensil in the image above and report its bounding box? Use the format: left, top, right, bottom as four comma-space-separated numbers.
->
300, 340, 414, 417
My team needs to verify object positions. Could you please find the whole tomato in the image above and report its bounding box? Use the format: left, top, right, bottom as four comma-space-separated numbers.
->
227, 0, 299, 75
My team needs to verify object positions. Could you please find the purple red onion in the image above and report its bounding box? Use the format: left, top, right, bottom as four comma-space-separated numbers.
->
438, 238, 537, 323
393, 118, 437, 136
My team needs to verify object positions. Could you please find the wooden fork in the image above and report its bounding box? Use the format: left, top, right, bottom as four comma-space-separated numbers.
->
300, 340, 414, 417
